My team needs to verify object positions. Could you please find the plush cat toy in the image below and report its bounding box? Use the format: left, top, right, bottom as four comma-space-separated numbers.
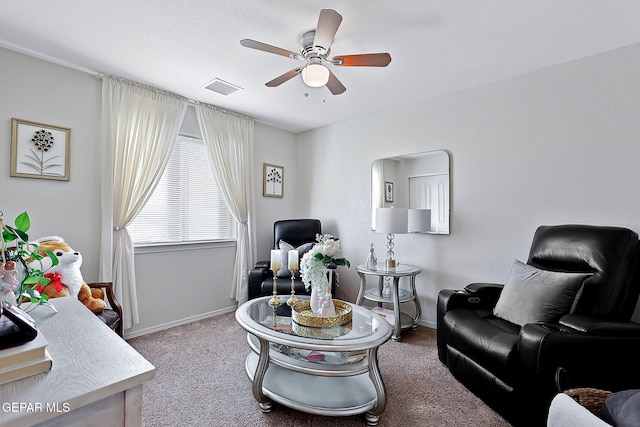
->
28, 236, 106, 313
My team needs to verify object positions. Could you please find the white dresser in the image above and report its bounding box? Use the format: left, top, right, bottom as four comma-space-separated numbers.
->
0, 297, 155, 426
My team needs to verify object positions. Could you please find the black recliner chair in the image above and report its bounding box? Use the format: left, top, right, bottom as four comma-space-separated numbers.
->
248, 219, 337, 300
437, 225, 640, 426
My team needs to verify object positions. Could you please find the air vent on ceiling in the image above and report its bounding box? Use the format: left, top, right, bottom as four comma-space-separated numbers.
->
204, 78, 243, 96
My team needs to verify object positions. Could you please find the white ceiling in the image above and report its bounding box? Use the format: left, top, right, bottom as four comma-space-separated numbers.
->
2, 1, 640, 133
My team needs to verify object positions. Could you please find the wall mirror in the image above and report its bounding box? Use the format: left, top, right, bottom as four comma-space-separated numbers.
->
371, 150, 450, 234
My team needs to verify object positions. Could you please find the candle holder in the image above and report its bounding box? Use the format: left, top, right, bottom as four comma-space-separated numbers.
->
286, 268, 299, 307
268, 268, 281, 307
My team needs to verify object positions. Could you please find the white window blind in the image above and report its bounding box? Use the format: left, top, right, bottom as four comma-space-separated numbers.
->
128, 135, 236, 244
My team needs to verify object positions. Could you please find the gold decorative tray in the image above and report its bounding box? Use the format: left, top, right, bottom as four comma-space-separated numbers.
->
291, 321, 351, 338
292, 300, 352, 327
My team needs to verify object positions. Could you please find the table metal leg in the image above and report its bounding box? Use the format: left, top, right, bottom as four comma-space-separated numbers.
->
377, 276, 385, 308
410, 275, 422, 329
356, 272, 365, 305
365, 346, 386, 426
391, 277, 401, 341
251, 336, 272, 412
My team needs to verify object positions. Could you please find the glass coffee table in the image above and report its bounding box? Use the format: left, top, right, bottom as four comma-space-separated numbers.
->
235, 296, 392, 426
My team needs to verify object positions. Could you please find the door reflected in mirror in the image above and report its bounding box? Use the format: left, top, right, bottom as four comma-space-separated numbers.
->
371, 150, 450, 234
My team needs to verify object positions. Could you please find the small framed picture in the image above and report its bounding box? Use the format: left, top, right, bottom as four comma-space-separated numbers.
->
263, 163, 284, 198
10, 118, 71, 181
384, 181, 394, 203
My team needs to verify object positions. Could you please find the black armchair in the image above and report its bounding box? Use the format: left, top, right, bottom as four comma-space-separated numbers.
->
437, 225, 640, 426
248, 219, 337, 300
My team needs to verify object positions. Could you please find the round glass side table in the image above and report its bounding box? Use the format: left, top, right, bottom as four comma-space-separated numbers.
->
355, 263, 422, 341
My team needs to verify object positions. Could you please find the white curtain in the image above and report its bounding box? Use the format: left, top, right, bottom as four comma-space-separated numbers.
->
195, 105, 255, 304
100, 76, 188, 329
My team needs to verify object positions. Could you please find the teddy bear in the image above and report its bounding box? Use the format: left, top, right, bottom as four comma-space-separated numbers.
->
28, 236, 106, 313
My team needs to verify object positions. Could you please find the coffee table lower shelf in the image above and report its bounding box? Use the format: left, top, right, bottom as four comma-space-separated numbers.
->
245, 352, 378, 418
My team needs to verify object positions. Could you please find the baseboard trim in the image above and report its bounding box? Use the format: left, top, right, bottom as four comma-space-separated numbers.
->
124, 305, 238, 340
124, 305, 436, 339
419, 319, 436, 329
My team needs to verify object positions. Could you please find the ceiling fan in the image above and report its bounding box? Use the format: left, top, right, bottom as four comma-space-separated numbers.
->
240, 9, 391, 95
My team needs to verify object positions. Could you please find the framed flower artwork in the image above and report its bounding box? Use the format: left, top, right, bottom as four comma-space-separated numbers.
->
263, 163, 284, 198
10, 118, 71, 181
384, 181, 394, 203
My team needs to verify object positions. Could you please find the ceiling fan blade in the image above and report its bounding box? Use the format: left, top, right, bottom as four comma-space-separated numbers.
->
313, 9, 343, 50
326, 71, 346, 95
333, 53, 392, 67
265, 68, 303, 87
240, 39, 303, 60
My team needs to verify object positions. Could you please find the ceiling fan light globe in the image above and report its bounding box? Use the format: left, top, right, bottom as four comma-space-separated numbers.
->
302, 64, 330, 87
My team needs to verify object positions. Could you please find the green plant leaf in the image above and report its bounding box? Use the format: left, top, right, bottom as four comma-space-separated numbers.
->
333, 258, 351, 267
23, 276, 39, 285
2, 226, 19, 242
14, 228, 29, 242
45, 250, 59, 266
14, 212, 30, 233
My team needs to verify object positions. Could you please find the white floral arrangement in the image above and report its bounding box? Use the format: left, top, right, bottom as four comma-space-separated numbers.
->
300, 234, 350, 294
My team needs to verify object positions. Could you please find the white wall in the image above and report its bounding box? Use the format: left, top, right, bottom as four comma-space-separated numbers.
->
1, 47, 301, 337
1, 47, 101, 277
129, 242, 237, 336
252, 122, 301, 257
5, 40, 640, 335
297, 42, 640, 326
128, 121, 301, 337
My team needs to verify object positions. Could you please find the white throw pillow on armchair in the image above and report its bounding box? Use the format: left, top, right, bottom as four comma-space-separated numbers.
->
493, 259, 593, 326
276, 240, 314, 278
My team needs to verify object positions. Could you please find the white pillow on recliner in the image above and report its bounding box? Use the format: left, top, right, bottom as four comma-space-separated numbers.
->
493, 259, 593, 326
276, 240, 314, 277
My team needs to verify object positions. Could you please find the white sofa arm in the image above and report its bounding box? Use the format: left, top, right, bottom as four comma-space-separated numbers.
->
547, 393, 611, 427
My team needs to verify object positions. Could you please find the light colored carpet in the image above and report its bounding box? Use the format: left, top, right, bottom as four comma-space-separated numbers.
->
128, 311, 511, 427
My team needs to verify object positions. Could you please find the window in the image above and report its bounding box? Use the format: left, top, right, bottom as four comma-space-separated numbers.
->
128, 135, 236, 244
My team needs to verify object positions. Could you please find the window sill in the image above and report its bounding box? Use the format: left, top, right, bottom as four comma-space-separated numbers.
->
134, 240, 237, 254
